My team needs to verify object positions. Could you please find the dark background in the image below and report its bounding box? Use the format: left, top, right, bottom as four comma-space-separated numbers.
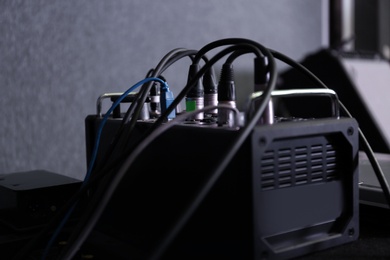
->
0, 0, 388, 180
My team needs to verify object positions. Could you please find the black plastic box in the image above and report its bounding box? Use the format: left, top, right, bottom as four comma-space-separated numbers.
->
84, 116, 359, 259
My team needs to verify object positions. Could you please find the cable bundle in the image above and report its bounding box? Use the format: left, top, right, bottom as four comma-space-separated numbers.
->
13, 38, 390, 260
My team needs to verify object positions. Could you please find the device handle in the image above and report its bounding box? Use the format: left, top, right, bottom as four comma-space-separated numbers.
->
248, 88, 340, 119
96, 92, 143, 118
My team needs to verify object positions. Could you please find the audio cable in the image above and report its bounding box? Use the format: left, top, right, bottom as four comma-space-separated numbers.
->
24, 37, 382, 260
185, 64, 204, 121
52, 39, 274, 259
216, 62, 237, 126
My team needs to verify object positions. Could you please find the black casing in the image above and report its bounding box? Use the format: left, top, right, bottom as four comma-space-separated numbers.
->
0, 170, 81, 231
84, 116, 359, 259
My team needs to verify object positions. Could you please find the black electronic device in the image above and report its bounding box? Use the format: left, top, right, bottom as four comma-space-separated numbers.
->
84, 96, 359, 259
0, 170, 81, 231
69, 38, 362, 259
6, 38, 377, 260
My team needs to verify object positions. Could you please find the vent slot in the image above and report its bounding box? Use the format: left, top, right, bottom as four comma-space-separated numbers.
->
259, 138, 343, 191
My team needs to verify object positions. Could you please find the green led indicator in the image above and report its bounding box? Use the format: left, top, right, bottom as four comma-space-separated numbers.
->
186, 100, 197, 112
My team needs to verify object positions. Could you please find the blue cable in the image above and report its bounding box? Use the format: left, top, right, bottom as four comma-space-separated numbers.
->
85, 77, 168, 183
41, 77, 168, 260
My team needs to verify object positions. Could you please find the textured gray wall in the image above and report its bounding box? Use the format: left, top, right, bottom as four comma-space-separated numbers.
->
0, 0, 324, 180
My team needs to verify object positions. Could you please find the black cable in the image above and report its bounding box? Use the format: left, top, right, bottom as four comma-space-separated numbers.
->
18, 144, 130, 260
16, 99, 163, 258
122, 48, 194, 125
119, 48, 189, 141
58, 40, 274, 260
58, 105, 242, 260
148, 43, 264, 134
148, 41, 276, 260
57, 167, 123, 259
20, 41, 374, 260
100, 49, 199, 168
192, 38, 264, 65
107, 50, 210, 162
270, 48, 390, 209
45, 49, 203, 258
128, 44, 262, 158
15, 49, 188, 258
21, 48, 198, 259
18, 41, 380, 260
224, 49, 252, 65
159, 49, 197, 73
85, 60, 175, 174
84, 49, 198, 193
119, 50, 199, 142
82, 40, 276, 260
103, 76, 167, 162
74, 52, 204, 234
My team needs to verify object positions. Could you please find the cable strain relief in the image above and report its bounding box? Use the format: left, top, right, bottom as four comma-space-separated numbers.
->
187, 64, 204, 98
203, 67, 218, 94
254, 56, 269, 88
220, 63, 234, 82
218, 63, 236, 102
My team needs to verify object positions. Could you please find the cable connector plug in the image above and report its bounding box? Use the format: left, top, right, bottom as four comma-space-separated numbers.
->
149, 81, 160, 118
160, 85, 176, 120
217, 63, 236, 127
254, 56, 269, 91
203, 67, 218, 118
185, 64, 204, 121
254, 56, 274, 124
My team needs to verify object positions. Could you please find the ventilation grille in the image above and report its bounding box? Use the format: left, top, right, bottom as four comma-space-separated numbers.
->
259, 141, 342, 191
